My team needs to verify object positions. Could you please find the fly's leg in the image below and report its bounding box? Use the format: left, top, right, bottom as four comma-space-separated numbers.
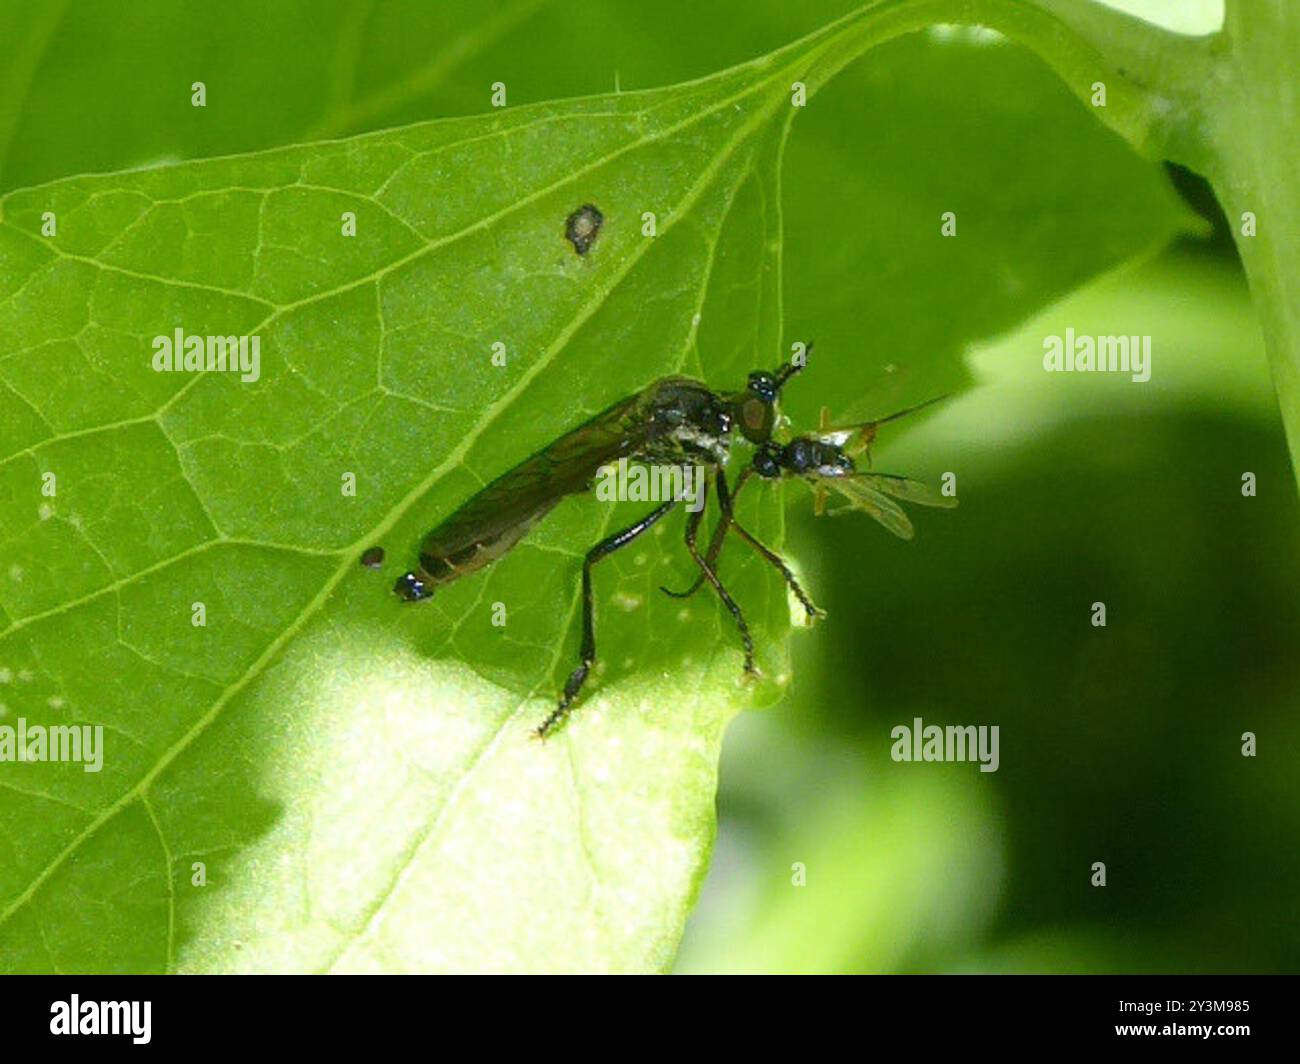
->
660, 468, 754, 599
715, 467, 824, 621
536, 499, 679, 739
679, 479, 756, 676
658, 516, 726, 600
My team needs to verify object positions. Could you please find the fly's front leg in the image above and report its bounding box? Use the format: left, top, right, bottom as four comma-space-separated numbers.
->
715, 467, 823, 621
679, 478, 756, 676
536, 499, 679, 739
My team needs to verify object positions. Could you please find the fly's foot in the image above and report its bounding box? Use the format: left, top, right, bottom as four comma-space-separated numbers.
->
534, 702, 568, 740
537, 660, 590, 738
801, 601, 827, 625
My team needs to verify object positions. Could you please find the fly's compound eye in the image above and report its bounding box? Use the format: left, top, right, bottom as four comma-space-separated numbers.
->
747, 371, 778, 402
740, 397, 770, 438
753, 443, 782, 479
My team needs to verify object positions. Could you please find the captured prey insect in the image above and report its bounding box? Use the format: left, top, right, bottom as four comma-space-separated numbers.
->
393, 356, 808, 736
661, 398, 957, 610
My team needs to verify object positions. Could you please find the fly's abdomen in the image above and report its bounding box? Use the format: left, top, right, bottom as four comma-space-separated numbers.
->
423, 501, 557, 581
394, 482, 565, 602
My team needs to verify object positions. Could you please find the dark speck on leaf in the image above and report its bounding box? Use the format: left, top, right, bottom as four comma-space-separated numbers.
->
361, 546, 385, 569
565, 203, 604, 255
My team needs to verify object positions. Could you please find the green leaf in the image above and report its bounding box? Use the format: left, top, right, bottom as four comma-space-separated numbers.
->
0, 0, 827, 191
0, 2, 1190, 973
0, 42, 815, 972
1204, 3, 1300, 491
1024, 0, 1300, 490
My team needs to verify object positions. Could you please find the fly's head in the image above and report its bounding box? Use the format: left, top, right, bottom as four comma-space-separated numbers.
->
731, 350, 809, 445
734, 371, 778, 444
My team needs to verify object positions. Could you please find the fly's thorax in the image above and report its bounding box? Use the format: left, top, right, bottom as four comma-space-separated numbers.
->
670, 420, 731, 464
648, 379, 729, 428
640, 426, 729, 467
639, 378, 732, 463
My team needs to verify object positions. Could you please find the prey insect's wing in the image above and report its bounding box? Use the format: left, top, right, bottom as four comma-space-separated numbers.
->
809, 474, 916, 540
854, 472, 957, 509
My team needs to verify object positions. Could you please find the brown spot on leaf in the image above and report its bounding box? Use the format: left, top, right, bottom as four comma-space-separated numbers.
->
565, 203, 604, 255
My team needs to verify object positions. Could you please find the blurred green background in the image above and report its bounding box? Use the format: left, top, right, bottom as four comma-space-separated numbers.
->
676, 244, 1300, 972
8, 0, 1292, 972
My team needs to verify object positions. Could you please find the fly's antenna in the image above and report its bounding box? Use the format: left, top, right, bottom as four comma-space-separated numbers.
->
822, 393, 951, 466
819, 393, 950, 439
773, 341, 814, 391
872, 392, 949, 427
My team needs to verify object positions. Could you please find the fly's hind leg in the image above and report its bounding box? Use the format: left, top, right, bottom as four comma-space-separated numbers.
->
536, 499, 679, 739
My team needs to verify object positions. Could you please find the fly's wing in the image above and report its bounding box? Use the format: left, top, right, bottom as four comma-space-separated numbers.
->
422, 393, 651, 555
854, 472, 958, 509
808, 474, 915, 540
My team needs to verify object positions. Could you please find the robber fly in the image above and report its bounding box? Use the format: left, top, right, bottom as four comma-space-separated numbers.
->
394, 357, 806, 736
661, 398, 956, 614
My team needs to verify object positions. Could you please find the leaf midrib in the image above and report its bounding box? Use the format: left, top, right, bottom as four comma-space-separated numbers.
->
316, 139, 762, 973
